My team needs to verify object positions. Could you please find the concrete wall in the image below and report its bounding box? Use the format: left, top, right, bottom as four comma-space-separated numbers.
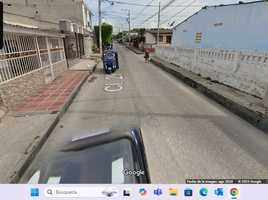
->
172, 2, 268, 52
0, 69, 46, 110
3, 0, 85, 29
156, 45, 268, 98
84, 36, 93, 57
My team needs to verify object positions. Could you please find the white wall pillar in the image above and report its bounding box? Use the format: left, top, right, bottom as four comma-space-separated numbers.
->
263, 84, 268, 108
233, 51, 241, 71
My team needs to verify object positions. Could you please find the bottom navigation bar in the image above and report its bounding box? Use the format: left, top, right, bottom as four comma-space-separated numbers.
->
2, 184, 267, 200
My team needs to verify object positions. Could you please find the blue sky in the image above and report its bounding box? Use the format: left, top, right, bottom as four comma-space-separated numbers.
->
84, 0, 260, 34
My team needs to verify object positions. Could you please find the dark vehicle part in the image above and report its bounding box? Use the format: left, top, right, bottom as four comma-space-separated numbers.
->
27, 129, 150, 184
106, 43, 113, 50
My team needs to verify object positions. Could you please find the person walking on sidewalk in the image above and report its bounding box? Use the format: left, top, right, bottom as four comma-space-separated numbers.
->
144, 50, 149, 63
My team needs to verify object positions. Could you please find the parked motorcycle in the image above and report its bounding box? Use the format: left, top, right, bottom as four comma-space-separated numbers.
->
102, 50, 119, 74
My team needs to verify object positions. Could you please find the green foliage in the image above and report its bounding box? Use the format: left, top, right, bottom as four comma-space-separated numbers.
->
131, 28, 146, 35
94, 23, 113, 47
115, 32, 122, 39
92, 43, 98, 52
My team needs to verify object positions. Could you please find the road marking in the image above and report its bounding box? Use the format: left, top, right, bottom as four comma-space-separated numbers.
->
104, 85, 123, 92
104, 74, 124, 92
105, 74, 123, 80
104, 83, 123, 86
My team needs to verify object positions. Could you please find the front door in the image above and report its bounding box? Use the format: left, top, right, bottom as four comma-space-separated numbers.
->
166, 36, 172, 44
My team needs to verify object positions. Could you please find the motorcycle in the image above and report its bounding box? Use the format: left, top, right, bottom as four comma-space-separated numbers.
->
106, 43, 113, 50
102, 50, 119, 74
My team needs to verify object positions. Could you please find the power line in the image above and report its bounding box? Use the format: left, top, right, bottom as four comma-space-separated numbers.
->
137, 0, 177, 27
103, 1, 125, 18
132, 0, 155, 21
161, 0, 189, 15
160, 0, 198, 25
106, 0, 204, 7
164, 0, 206, 26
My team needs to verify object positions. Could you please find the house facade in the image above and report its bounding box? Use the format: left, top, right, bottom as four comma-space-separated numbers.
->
172, 1, 268, 52
0, 23, 67, 113
122, 31, 138, 42
4, 0, 94, 67
142, 30, 172, 44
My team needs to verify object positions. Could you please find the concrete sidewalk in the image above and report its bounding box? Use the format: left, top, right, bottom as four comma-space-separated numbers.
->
69, 58, 99, 73
151, 56, 268, 133
0, 60, 98, 183
125, 46, 268, 133
125, 45, 144, 54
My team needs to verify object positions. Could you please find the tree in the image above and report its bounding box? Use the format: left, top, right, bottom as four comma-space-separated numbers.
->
131, 28, 146, 36
94, 23, 113, 49
115, 32, 122, 39
138, 28, 146, 35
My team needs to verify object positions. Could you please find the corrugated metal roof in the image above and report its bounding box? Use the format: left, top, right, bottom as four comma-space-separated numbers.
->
3, 22, 65, 37
4, 22, 39, 30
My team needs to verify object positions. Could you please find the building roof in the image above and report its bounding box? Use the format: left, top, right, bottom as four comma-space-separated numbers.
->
4, 22, 39, 30
142, 29, 172, 36
147, 29, 172, 34
173, 0, 265, 29
3, 22, 65, 37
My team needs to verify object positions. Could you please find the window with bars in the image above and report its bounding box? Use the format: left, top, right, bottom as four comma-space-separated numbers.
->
0, 33, 65, 84
48, 38, 64, 64
195, 33, 202, 43
0, 34, 41, 83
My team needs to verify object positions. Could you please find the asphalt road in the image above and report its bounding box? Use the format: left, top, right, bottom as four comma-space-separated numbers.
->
20, 43, 268, 184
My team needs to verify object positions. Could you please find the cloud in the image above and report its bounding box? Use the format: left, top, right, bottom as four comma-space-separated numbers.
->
148, 18, 157, 28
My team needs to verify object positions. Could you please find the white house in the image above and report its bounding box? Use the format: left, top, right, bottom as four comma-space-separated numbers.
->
142, 29, 172, 44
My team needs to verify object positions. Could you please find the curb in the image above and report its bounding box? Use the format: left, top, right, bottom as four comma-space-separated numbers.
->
125, 46, 144, 54
8, 71, 90, 183
150, 57, 268, 134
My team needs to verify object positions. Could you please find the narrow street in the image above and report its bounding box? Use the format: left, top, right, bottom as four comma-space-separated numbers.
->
20, 43, 268, 184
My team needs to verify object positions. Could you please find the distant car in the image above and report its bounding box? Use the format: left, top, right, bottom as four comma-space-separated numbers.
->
27, 128, 151, 184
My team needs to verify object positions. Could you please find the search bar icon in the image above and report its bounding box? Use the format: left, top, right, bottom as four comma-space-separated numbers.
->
44, 187, 119, 198
47, 189, 53, 195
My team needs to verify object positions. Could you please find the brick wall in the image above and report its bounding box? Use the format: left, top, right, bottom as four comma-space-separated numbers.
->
52, 60, 68, 79
0, 69, 46, 110
0, 92, 4, 107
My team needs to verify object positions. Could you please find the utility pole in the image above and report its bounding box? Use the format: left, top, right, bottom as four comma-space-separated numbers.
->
128, 10, 130, 45
122, 9, 130, 45
99, 0, 102, 54
157, 2, 161, 44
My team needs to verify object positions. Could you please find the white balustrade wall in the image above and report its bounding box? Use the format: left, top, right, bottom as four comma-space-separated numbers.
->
155, 45, 268, 98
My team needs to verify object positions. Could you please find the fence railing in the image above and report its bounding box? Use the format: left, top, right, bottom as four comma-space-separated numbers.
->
0, 33, 65, 84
